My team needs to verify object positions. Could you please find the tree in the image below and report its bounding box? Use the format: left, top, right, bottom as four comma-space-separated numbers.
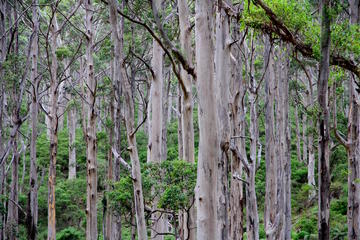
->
84, 0, 98, 239
194, 0, 218, 239
317, 1, 331, 239
28, 0, 40, 238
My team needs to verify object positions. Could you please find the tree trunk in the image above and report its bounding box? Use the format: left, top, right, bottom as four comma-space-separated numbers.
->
306, 77, 315, 199
0, 1, 5, 237
215, 2, 230, 238
229, 14, 244, 240
84, 1, 98, 239
109, 0, 148, 238
318, 1, 331, 239
248, 87, 260, 240
7, 140, 19, 240
48, 11, 59, 240
194, 1, 217, 239
68, 105, 77, 180
302, 113, 308, 163
295, 105, 302, 162
347, 1, 360, 239
176, 26, 194, 223
28, 0, 39, 238
264, 37, 279, 240
149, 1, 165, 238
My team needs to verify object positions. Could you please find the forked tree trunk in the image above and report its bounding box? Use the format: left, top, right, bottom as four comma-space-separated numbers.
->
194, 0, 218, 239
109, 0, 148, 238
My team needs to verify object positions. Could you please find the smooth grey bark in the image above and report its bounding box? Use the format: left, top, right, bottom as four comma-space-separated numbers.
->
302, 113, 308, 163
149, 1, 166, 238
215, 1, 230, 238
294, 105, 302, 162
194, 0, 218, 239
68, 104, 76, 180
28, 1, 39, 238
177, 2, 195, 233
305, 74, 315, 199
84, 0, 98, 239
162, 73, 171, 161
279, 45, 291, 240
318, 1, 331, 239
48, 10, 59, 240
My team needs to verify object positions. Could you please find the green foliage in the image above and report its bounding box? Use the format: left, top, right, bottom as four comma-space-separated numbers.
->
56, 227, 84, 240
55, 47, 72, 60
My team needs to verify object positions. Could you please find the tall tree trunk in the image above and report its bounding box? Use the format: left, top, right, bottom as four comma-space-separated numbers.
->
295, 105, 302, 162
302, 113, 308, 163
48, 10, 59, 240
264, 37, 279, 240
84, 1, 98, 239
149, 1, 165, 238
7, 141, 19, 240
177, 84, 183, 161
162, 74, 170, 161
306, 76, 315, 199
28, 0, 39, 238
215, 2, 230, 238
194, 1, 217, 239
68, 105, 77, 180
229, 15, 244, 240
248, 82, 260, 240
109, 0, 148, 238
178, 0, 195, 166
0, 1, 5, 237
347, 1, 360, 239
280, 46, 291, 240
105, 102, 114, 240
318, 1, 331, 239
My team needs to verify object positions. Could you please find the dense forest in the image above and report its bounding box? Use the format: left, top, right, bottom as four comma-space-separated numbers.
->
0, 0, 359, 239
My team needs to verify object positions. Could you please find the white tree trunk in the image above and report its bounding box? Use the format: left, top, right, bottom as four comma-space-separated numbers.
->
28, 1, 39, 238
84, 1, 98, 239
195, 1, 218, 239
215, 2, 230, 238
68, 105, 77, 180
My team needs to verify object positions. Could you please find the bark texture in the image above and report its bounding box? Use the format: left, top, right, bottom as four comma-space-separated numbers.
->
318, 1, 331, 239
347, 1, 360, 238
47, 11, 59, 240
85, 1, 98, 239
28, 0, 39, 238
194, 1, 217, 239
215, 2, 230, 238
